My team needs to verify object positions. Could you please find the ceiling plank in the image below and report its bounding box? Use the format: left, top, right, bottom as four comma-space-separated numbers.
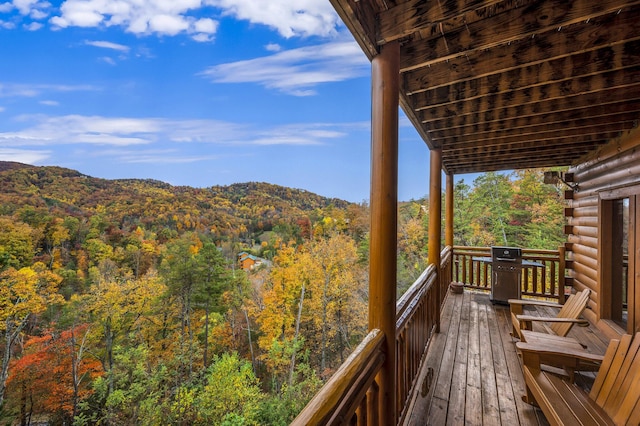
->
400, 7, 640, 79
416, 71, 640, 118
407, 41, 640, 107
425, 99, 640, 134
432, 114, 640, 143
421, 84, 640, 127
377, 0, 509, 43
399, 0, 640, 72
437, 122, 637, 147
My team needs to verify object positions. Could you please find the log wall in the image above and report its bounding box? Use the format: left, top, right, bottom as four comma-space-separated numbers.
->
568, 126, 640, 337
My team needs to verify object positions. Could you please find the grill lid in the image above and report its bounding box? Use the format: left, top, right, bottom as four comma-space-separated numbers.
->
491, 246, 522, 262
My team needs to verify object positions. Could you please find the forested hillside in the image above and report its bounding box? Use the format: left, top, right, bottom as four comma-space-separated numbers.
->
0, 162, 567, 425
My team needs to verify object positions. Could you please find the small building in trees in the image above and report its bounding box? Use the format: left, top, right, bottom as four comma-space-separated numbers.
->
237, 252, 267, 271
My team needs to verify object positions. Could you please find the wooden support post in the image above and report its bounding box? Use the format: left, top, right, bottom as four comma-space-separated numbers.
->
445, 172, 454, 247
429, 149, 442, 332
558, 245, 566, 304
370, 40, 399, 426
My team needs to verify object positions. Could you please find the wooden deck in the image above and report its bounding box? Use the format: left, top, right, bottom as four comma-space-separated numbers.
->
403, 290, 609, 426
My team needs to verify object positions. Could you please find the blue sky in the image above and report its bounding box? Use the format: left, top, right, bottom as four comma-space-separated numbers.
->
0, 0, 453, 202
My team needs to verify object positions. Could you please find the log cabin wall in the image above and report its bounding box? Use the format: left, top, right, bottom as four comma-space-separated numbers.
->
568, 126, 640, 338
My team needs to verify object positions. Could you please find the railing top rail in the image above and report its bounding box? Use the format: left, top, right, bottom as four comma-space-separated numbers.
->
291, 328, 385, 425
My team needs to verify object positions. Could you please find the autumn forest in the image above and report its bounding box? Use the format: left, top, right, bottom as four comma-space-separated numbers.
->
0, 161, 567, 425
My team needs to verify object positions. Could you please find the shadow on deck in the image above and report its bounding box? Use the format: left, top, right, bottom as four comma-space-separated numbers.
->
403, 290, 609, 426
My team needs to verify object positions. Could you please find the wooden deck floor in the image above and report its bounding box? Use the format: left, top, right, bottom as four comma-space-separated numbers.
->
403, 290, 609, 426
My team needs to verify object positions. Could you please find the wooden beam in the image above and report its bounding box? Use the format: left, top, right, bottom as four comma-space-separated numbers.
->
444, 155, 585, 174
437, 122, 636, 148
445, 172, 454, 247
401, 8, 640, 84
399, 0, 640, 72
444, 144, 603, 164
369, 40, 399, 426
407, 41, 640, 101
421, 85, 640, 129
414, 64, 640, 118
328, 0, 379, 60
429, 148, 442, 333
377, 0, 507, 44
421, 82, 640, 125
430, 112, 640, 142
426, 99, 640, 134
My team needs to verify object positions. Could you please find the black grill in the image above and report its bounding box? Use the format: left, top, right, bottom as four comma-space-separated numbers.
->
490, 246, 523, 304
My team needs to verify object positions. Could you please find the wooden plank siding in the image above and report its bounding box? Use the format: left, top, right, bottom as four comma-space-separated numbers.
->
567, 127, 640, 337
403, 290, 609, 425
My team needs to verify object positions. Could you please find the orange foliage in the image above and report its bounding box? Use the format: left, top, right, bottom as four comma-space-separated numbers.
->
7, 325, 103, 419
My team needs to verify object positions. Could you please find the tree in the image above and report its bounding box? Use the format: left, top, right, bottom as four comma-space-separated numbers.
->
471, 172, 515, 245
5, 325, 102, 424
0, 262, 64, 409
195, 353, 263, 425
71, 272, 165, 399
307, 234, 366, 371
193, 241, 230, 368
0, 217, 35, 271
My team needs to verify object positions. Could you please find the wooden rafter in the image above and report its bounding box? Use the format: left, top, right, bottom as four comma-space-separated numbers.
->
333, 0, 640, 174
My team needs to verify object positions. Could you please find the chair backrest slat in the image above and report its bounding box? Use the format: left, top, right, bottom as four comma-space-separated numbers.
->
550, 289, 590, 337
589, 333, 640, 421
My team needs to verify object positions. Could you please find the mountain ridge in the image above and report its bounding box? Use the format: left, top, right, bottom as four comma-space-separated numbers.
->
0, 161, 353, 241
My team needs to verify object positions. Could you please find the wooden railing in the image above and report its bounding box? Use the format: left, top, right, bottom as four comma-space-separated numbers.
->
291, 329, 385, 425
452, 246, 567, 302
293, 247, 451, 425
293, 246, 568, 425
395, 246, 451, 423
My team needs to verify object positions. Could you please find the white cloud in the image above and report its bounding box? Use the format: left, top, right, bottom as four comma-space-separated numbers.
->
94, 148, 220, 164
39, 100, 58, 106
13, 0, 37, 15
50, 0, 220, 39
199, 41, 369, 96
3, 115, 159, 146
265, 43, 281, 52
0, 20, 16, 29
30, 8, 48, 19
85, 40, 130, 52
24, 21, 42, 30
205, 0, 338, 38
0, 106, 5, 112
9, 0, 50, 21
1, 114, 360, 150
99, 56, 117, 65
46, 0, 339, 39
0, 148, 50, 164
0, 82, 99, 98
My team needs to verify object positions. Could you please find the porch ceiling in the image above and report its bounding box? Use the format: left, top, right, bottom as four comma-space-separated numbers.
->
331, 0, 640, 175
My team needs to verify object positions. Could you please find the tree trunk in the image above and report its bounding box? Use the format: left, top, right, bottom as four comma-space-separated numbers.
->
289, 280, 306, 386
0, 317, 27, 410
243, 308, 255, 374
203, 307, 209, 368
321, 277, 329, 373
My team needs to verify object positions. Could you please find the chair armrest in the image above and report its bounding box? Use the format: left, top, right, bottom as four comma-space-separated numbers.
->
508, 299, 562, 309
516, 315, 589, 326
516, 342, 605, 365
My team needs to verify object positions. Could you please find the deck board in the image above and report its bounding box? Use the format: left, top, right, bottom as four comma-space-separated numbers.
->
403, 290, 607, 426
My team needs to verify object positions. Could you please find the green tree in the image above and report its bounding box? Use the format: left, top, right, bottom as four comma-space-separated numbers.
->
471, 172, 515, 245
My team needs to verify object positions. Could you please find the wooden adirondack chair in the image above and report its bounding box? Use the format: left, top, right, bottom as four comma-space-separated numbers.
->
517, 333, 640, 426
509, 289, 591, 347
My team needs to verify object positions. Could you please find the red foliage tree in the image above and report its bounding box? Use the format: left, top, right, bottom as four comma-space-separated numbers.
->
6, 325, 103, 424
